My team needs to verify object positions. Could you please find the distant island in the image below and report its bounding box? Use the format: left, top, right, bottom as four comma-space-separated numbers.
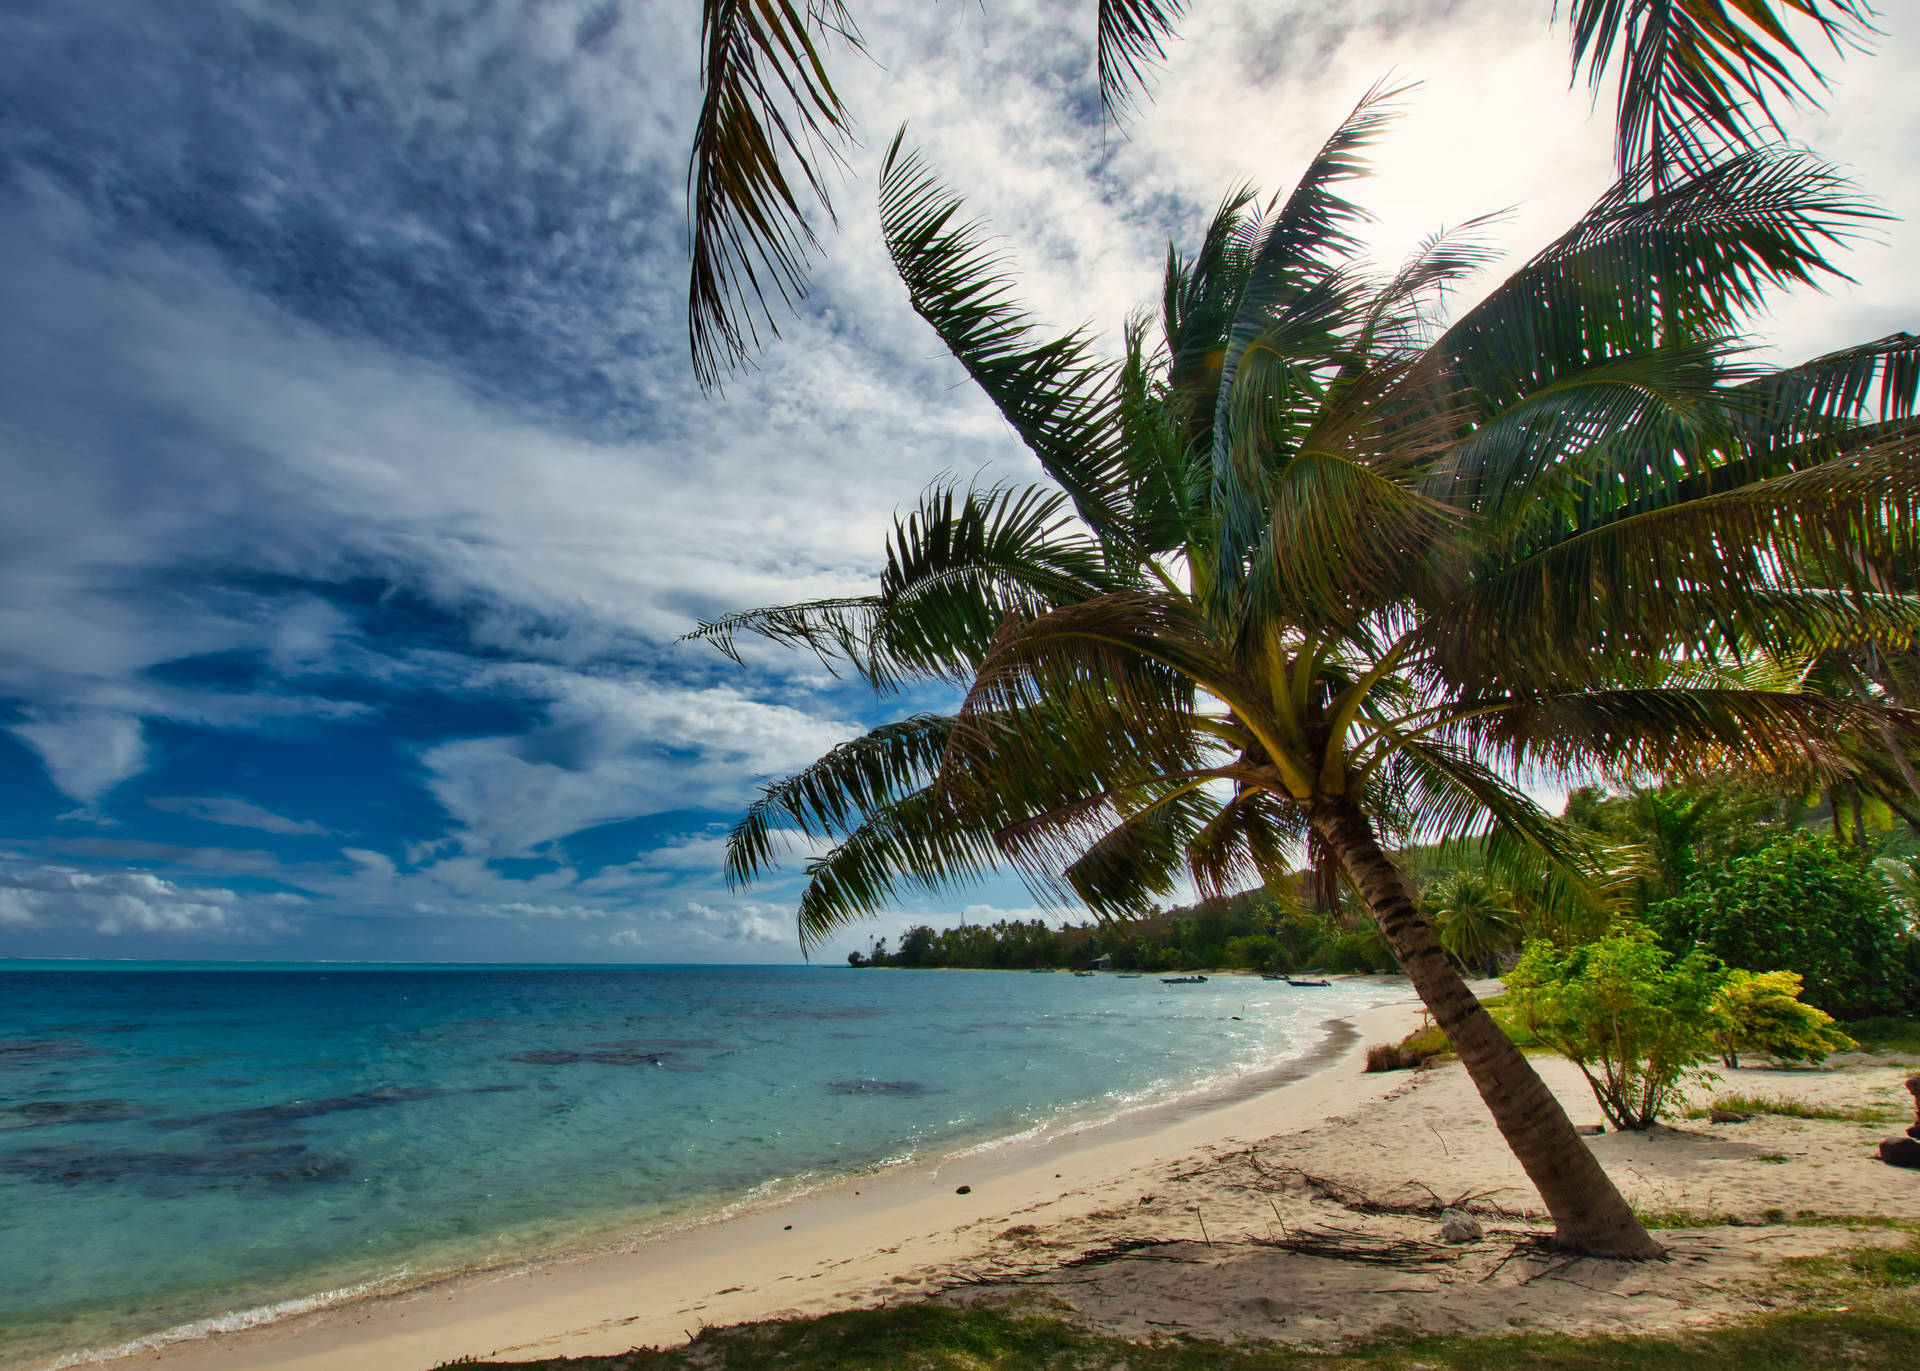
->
845, 888, 1392, 975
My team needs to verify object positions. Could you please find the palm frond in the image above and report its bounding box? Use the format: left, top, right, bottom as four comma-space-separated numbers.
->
1373, 737, 1620, 940
726, 714, 956, 888
793, 787, 1006, 951
1187, 788, 1306, 903
1441, 146, 1877, 413
1561, 0, 1879, 184
1210, 83, 1405, 574
1725, 331, 1920, 444
1426, 443, 1920, 687
878, 131, 1132, 544
1451, 685, 1920, 783
685, 482, 1114, 687
689, 0, 861, 391
1098, 0, 1188, 121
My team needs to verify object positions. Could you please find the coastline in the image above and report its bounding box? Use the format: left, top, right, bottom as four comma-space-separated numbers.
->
72, 983, 1431, 1371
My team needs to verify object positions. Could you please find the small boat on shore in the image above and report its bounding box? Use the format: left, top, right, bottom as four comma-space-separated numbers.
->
1160, 974, 1208, 984
1260, 974, 1286, 981
1285, 976, 1332, 987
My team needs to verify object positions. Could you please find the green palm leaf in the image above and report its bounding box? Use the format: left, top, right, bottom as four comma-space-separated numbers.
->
684, 482, 1113, 687
688, 0, 861, 392
726, 713, 956, 888
878, 130, 1134, 545
1099, 0, 1188, 121
1441, 146, 1876, 414
1561, 0, 1879, 184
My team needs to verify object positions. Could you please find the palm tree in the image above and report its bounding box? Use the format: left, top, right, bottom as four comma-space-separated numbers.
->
1427, 870, 1524, 978
685, 0, 1877, 385
692, 88, 1920, 1256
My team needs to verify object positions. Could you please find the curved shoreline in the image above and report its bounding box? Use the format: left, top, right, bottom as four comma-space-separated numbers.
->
51, 982, 1427, 1371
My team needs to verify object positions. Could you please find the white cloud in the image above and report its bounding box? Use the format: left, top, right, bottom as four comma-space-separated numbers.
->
419, 669, 860, 855
147, 796, 331, 836
0, 864, 288, 939
10, 711, 146, 804
0, 886, 37, 925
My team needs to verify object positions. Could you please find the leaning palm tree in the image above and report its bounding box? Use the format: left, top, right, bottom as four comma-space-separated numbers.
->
686, 0, 1877, 385
692, 91, 1920, 1255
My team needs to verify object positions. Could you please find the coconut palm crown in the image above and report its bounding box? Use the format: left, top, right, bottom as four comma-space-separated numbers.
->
689, 89, 1920, 1255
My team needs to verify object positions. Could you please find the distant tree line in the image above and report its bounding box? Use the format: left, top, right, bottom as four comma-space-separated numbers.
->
851, 778, 1920, 1018
847, 888, 1394, 975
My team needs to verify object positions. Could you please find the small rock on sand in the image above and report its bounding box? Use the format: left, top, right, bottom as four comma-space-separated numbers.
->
1710, 1109, 1753, 1124
1438, 1212, 1483, 1244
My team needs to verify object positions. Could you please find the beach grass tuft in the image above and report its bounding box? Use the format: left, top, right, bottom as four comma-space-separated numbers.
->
1687, 1093, 1897, 1125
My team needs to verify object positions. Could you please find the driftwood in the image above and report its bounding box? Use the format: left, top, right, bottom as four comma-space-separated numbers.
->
1249, 1225, 1457, 1270
1233, 1152, 1536, 1221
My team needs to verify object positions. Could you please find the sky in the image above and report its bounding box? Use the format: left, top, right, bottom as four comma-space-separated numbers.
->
1, 0, 1915, 963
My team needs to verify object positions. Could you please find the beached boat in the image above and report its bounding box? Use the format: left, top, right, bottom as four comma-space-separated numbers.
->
1260, 974, 1286, 981
1286, 976, 1332, 987
1159, 974, 1208, 984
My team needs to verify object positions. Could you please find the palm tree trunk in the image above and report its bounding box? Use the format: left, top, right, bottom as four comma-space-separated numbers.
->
1308, 794, 1663, 1259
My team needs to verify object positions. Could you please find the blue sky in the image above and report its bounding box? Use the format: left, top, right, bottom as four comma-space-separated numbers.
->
2, 1, 1916, 961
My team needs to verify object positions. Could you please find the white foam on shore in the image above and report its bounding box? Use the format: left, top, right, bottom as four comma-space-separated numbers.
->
40, 1271, 411, 1369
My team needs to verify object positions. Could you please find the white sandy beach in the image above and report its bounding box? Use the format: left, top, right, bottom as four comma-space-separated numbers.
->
82, 986, 1920, 1370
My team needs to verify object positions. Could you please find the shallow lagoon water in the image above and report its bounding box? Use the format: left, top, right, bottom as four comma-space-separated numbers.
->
0, 962, 1395, 1366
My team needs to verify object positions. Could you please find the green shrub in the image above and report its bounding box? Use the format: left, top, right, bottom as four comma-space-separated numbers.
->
1711, 969, 1856, 1068
1648, 832, 1911, 1017
1506, 927, 1726, 1130
1318, 928, 1395, 974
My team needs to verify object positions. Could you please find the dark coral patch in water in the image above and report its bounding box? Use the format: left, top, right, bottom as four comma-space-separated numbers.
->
0, 1038, 101, 1064
507, 1048, 670, 1066
154, 1084, 526, 1141
0, 1143, 352, 1187
827, 1080, 928, 1096
1, 1099, 147, 1129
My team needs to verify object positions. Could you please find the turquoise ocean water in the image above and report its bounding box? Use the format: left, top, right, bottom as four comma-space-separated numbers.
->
0, 962, 1394, 1366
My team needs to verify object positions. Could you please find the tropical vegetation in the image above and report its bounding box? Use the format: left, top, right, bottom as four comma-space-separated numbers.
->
1709, 969, 1855, 1068
1648, 830, 1911, 1016
1506, 928, 1728, 1130
693, 62, 1919, 1258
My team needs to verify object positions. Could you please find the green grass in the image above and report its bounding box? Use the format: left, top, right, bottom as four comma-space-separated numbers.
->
1686, 1092, 1896, 1125
1841, 1017, 1920, 1056
1634, 1207, 1910, 1231
452, 1234, 1920, 1371
445, 1301, 1920, 1370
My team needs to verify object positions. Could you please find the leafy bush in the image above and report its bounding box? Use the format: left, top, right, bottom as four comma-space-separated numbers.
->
1317, 926, 1395, 975
1648, 831, 1911, 1018
1224, 934, 1283, 971
1506, 928, 1727, 1130
1710, 969, 1855, 1068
